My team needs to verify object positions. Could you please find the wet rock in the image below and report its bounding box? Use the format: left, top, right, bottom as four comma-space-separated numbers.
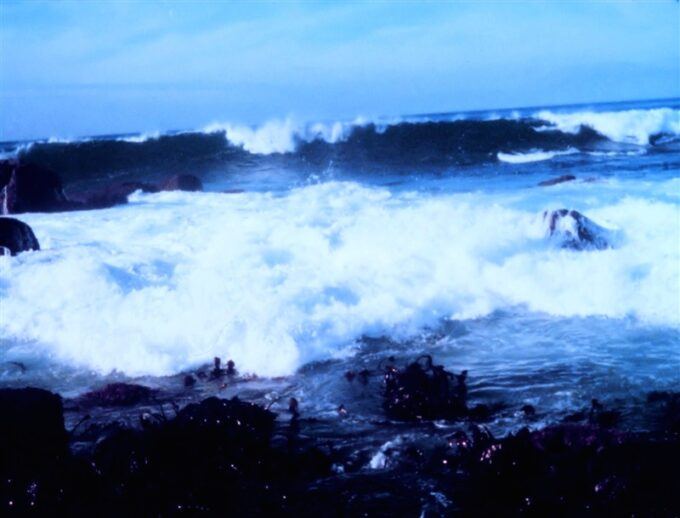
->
544, 208, 612, 250
647, 391, 680, 433
0, 161, 72, 214
289, 397, 300, 420
0, 387, 68, 460
0, 388, 75, 512
210, 356, 224, 379
448, 424, 680, 515
588, 398, 621, 428
73, 181, 158, 209
0, 217, 40, 255
91, 397, 290, 514
538, 174, 576, 187
78, 382, 155, 407
161, 174, 203, 192
382, 355, 468, 421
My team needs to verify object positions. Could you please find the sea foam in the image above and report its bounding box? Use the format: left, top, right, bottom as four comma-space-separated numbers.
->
1, 179, 677, 378
535, 108, 680, 145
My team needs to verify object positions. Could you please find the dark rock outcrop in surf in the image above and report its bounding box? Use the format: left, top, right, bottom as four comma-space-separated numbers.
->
538, 174, 576, 187
0, 217, 40, 255
0, 160, 75, 214
544, 209, 612, 250
383, 355, 468, 421
71, 181, 159, 209
0, 159, 206, 214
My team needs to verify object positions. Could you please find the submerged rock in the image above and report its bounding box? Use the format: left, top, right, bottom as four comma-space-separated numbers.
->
0, 217, 40, 255
544, 208, 612, 250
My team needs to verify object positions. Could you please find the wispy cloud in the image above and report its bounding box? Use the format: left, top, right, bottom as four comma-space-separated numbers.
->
1, 1, 678, 139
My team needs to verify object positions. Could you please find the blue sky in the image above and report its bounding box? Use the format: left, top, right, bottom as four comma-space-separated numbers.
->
1, 1, 678, 140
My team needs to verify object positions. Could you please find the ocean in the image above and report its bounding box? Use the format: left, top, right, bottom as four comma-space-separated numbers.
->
0, 97, 678, 436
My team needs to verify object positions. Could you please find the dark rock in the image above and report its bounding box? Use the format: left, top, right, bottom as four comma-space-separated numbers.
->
183, 374, 196, 387
0, 161, 72, 214
522, 404, 536, 417
0, 388, 76, 512
91, 396, 289, 515
382, 355, 468, 421
538, 174, 576, 187
0, 387, 68, 460
210, 356, 224, 379
289, 397, 300, 420
647, 391, 680, 433
448, 424, 680, 515
78, 383, 154, 407
544, 208, 612, 250
0, 217, 40, 255
588, 398, 620, 428
73, 181, 158, 209
161, 174, 203, 192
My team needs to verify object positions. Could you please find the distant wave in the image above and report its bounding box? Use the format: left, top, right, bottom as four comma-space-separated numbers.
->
534, 108, 680, 145
2, 105, 678, 188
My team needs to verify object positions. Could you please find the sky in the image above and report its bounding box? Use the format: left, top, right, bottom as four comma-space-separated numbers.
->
1, 1, 678, 141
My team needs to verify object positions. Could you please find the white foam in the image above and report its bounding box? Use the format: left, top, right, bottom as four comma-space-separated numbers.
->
116, 131, 162, 143
535, 108, 680, 145
203, 117, 366, 154
498, 148, 578, 164
1, 180, 678, 378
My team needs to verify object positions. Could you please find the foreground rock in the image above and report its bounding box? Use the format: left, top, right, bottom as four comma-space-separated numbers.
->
2, 380, 678, 515
544, 208, 612, 250
445, 424, 680, 515
77, 382, 155, 407
1, 389, 331, 515
0, 217, 40, 255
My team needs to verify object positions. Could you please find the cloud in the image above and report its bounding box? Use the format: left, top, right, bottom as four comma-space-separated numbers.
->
0, 1, 677, 139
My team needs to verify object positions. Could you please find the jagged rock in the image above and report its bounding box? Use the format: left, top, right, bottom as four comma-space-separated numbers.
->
383, 355, 468, 421
544, 209, 612, 250
0, 217, 40, 255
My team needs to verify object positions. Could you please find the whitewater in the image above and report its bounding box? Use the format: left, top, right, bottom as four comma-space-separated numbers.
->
0, 99, 679, 417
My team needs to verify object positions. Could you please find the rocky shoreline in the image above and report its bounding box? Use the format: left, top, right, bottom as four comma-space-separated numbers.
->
2, 356, 678, 516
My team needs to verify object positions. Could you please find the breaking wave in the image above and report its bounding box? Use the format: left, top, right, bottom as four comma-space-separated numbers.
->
1, 102, 678, 189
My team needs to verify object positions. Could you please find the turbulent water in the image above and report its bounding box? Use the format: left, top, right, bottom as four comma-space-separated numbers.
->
1, 98, 679, 432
